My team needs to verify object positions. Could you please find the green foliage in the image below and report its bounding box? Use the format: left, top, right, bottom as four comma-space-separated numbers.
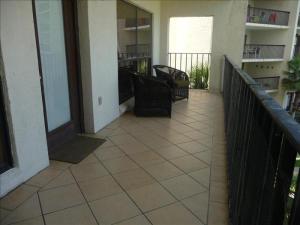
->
189, 65, 209, 89
282, 56, 300, 91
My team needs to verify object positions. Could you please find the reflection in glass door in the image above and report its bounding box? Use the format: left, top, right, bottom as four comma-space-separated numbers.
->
0, 46, 12, 174
35, 0, 71, 132
34, 0, 82, 150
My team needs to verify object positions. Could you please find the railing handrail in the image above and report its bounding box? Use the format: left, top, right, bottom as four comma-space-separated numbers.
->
224, 55, 300, 152
168, 52, 211, 54
223, 55, 300, 225
254, 76, 281, 79
244, 44, 285, 47
248, 5, 290, 15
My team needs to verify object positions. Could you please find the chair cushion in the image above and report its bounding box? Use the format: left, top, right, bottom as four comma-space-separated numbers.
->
175, 80, 189, 88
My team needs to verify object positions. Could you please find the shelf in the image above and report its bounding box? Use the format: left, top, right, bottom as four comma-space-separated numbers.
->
124, 25, 151, 31
242, 58, 284, 63
246, 22, 289, 30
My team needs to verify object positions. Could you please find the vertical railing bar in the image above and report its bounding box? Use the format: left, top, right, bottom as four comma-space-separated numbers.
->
191, 53, 193, 75
185, 53, 188, 73
180, 53, 182, 71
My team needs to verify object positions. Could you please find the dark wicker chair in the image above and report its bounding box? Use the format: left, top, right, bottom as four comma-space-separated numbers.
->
132, 73, 172, 117
153, 65, 189, 101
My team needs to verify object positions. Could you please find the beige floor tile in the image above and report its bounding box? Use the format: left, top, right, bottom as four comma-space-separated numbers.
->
211, 166, 227, 183
45, 204, 97, 225
208, 202, 229, 225
1, 194, 42, 225
26, 167, 62, 187
177, 141, 209, 154
39, 183, 85, 214
78, 175, 122, 202
127, 183, 176, 212
211, 153, 226, 167
41, 170, 75, 191
113, 168, 156, 191
171, 124, 195, 133
89, 193, 140, 225
106, 127, 127, 137
102, 156, 139, 174
0, 184, 38, 210
98, 139, 115, 148
144, 161, 184, 181
184, 130, 211, 140
153, 145, 188, 160
9, 216, 44, 225
77, 154, 99, 165
129, 151, 166, 167
189, 168, 210, 188
161, 175, 206, 200
49, 160, 71, 170
181, 192, 209, 224
210, 181, 228, 204
71, 162, 109, 182
193, 151, 211, 165
137, 135, 172, 149
163, 134, 192, 145
94, 146, 125, 161
170, 155, 208, 173
115, 215, 151, 225
0, 208, 10, 221
146, 202, 203, 225
109, 134, 137, 145
117, 140, 151, 155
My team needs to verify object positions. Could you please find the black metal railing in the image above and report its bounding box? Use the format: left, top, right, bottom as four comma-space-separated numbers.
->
254, 76, 280, 91
247, 6, 290, 26
294, 45, 300, 57
168, 52, 211, 74
243, 44, 285, 60
168, 53, 211, 89
223, 56, 300, 225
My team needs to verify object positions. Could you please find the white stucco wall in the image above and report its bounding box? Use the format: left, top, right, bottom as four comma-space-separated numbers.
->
0, 0, 49, 197
160, 0, 248, 92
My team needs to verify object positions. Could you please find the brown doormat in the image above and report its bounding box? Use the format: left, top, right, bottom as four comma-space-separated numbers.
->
49, 135, 106, 164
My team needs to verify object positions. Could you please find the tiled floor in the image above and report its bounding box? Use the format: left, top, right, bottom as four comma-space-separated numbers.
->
0, 90, 228, 225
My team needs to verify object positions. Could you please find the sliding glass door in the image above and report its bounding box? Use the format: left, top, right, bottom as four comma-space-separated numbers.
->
33, 0, 82, 150
117, 0, 153, 104
0, 47, 12, 174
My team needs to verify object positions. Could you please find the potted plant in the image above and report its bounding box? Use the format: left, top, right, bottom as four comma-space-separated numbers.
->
189, 64, 209, 89
282, 56, 300, 116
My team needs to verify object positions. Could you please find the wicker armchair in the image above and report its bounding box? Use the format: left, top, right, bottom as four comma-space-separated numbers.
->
153, 65, 189, 101
132, 73, 172, 117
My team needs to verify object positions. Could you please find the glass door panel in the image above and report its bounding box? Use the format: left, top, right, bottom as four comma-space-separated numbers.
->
117, 0, 137, 103
35, 0, 71, 132
0, 47, 12, 174
137, 9, 152, 75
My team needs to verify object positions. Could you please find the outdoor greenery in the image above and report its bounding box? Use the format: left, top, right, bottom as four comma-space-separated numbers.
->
189, 65, 209, 89
285, 155, 299, 224
283, 56, 300, 90
283, 56, 300, 114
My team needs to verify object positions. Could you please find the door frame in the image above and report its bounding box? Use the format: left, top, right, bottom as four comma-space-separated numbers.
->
32, 0, 85, 150
0, 45, 13, 174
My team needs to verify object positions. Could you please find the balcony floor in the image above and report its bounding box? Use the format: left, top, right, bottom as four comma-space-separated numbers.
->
0, 90, 228, 225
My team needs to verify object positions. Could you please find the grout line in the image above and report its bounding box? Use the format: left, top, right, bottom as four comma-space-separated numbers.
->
68, 168, 101, 225
103, 105, 226, 225
36, 192, 47, 225
94, 153, 155, 225
107, 132, 209, 225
